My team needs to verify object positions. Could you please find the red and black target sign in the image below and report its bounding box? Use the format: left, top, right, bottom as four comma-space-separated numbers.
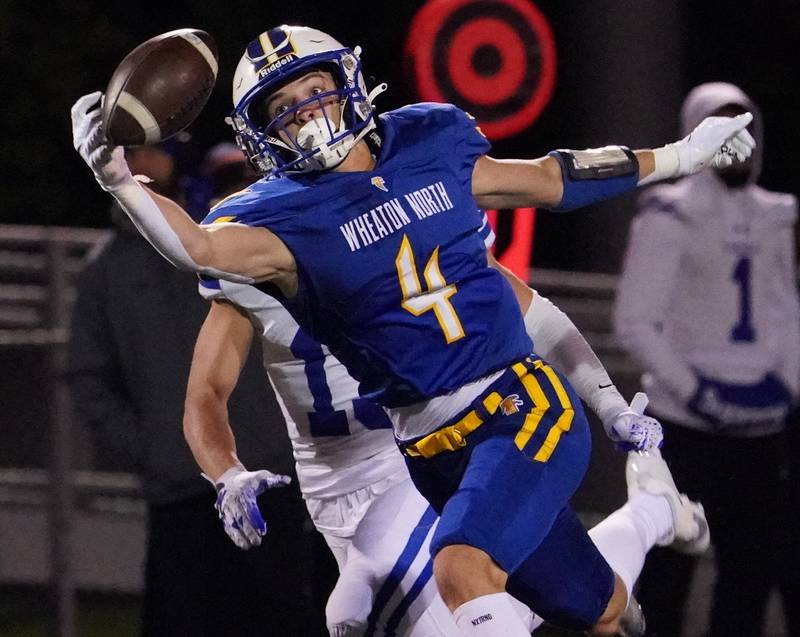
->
406, 0, 557, 140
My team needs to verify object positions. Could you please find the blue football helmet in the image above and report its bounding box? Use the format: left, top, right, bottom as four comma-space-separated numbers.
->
228, 25, 386, 177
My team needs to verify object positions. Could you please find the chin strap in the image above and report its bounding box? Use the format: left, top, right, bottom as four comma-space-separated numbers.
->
294, 82, 390, 172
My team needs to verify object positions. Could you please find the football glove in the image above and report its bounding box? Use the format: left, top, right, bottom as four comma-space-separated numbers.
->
643, 113, 756, 184
671, 113, 755, 175
205, 466, 292, 550
687, 372, 791, 429
71, 91, 131, 191
604, 392, 664, 453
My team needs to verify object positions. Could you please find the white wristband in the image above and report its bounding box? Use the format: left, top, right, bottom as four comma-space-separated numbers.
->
201, 464, 245, 488
638, 145, 680, 185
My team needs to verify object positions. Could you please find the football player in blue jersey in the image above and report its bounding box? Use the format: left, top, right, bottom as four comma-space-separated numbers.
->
72, 24, 754, 636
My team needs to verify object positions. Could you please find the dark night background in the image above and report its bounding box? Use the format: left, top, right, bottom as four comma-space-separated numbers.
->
2, 0, 798, 272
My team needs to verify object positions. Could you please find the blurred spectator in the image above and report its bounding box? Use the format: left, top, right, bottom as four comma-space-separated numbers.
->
614, 82, 799, 636
66, 143, 323, 636
202, 142, 257, 205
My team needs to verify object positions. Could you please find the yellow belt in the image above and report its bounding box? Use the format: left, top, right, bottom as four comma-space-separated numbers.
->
403, 390, 505, 458
403, 358, 574, 462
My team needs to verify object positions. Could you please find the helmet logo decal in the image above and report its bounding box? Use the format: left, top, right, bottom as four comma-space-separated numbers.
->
371, 176, 389, 192
248, 27, 298, 78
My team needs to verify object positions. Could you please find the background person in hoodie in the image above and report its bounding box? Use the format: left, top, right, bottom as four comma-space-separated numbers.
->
614, 82, 800, 637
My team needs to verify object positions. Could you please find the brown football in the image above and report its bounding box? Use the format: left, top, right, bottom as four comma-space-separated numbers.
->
102, 28, 218, 146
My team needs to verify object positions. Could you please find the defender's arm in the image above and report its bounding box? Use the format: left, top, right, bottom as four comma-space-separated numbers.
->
184, 299, 291, 550
184, 299, 255, 481
488, 253, 661, 451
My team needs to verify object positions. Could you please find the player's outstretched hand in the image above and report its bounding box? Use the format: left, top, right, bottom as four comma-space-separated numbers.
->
672, 112, 756, 176
604, 392, 664, 453
206, 466, 292, 550
71, 91, 131, 191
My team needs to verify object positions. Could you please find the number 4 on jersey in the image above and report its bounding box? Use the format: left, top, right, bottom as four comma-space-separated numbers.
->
395, 235, 465, 343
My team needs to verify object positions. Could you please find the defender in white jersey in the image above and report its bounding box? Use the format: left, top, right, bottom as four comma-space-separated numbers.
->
614, 82, 799, 637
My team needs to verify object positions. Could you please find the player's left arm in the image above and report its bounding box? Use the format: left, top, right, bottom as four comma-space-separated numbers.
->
472, 113, 755, 211
488, 253, 661, 452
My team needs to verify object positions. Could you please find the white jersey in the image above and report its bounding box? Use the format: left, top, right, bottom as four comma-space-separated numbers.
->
199, 278, 407, 498
615, 172, 800, 432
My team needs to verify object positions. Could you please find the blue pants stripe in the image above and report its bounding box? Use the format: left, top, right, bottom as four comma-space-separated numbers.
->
365, 506, 437, 636
384, 559, 435, 636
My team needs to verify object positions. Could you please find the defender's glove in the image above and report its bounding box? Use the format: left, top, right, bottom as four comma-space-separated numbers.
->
604, 392, 664, 453
641, 113, 756, 184
687, 372, 791, 429
205, 466, 292, 550
71, 91, 131, 191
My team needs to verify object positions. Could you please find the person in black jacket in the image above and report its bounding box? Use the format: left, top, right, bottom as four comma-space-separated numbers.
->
66, 144, 332, 636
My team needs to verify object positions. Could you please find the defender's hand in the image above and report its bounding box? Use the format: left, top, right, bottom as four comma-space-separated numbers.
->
673, 113, 755, 175
71, 91, 131, 190
604, 392, 664, 453
207, 466, 292, 550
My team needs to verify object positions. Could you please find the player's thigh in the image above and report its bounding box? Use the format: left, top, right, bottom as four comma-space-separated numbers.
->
328, 477, 440, 635
430, 380, 592, 575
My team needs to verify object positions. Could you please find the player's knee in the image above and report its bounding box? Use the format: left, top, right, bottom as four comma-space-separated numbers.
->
590, 574, 627, 636
325, 567, 373, 635
433, 544, 507, 611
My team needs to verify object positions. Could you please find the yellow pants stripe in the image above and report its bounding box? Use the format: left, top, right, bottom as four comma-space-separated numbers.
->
532, 364, 575, 462
512, 361, 550, 451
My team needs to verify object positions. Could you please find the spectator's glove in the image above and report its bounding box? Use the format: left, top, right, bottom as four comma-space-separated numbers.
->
71, 91, 131, 191
604, 392, 664, 453
687, 373, 791, 429
205, 466, 292, 550
642, 113, 756, 184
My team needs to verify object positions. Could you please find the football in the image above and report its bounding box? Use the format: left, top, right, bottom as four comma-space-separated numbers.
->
102, 28, 218, 146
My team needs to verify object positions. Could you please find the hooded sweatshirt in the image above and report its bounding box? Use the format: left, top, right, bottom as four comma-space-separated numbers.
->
614, 82, 799, 436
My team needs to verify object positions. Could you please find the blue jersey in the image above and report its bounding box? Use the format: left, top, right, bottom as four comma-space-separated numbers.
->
204, 103, 532, 406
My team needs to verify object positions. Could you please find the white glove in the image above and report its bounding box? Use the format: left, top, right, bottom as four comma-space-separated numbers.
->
604, 392, 664, 453
205, 466, 292, 550
71, 91, 132, 191
642, 113, 756, 184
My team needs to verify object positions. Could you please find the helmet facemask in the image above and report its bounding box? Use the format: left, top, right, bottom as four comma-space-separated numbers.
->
228, 38, 386, 177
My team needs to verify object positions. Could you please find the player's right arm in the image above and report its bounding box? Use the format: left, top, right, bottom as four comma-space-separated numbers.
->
71, 92, 295, 290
